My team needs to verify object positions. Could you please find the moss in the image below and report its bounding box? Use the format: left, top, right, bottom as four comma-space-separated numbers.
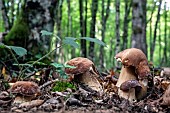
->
52, 81, 76, 92
4, 11, 29, 47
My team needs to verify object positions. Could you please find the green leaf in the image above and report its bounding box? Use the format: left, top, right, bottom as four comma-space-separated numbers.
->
51, 63, 64, 68
63, 37, 79, 48
80, 37, 106, 46
7, 46, 27, 57
0, 43, 6, 48
40, 30, 53, 36
64, 64, 76, 68
51, 63, 76, 69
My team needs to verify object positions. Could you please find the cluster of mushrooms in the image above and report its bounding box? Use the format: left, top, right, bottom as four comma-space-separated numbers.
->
9, 48, 152, 103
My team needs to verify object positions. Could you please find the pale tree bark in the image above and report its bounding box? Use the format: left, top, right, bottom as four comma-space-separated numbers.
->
131, 0, 147, 56
122, 0, 132, 50
115, 0, 120, 67
150, 0, 162, 62
89, 0, 98, 61
99, 0, 110, 69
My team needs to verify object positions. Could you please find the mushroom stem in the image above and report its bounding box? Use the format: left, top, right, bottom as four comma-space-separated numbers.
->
74, 71, 102, 92
137, 79, 148, 99
116, 66, 137, 101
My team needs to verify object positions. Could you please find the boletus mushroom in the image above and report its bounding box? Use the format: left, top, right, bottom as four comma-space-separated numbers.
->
10, 81, 40, 103
115, 48, 151, 102
65, 57, 103, 92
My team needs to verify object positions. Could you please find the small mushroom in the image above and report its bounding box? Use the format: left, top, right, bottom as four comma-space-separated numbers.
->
65, 57, 103, 92
10, 81, 40, 103
120, 80, 142, 101
115, 48, 151, 101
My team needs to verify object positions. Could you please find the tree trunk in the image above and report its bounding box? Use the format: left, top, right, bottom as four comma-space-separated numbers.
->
0, 0, 10, 31
4, 0, 55, 61
122, 0, 132, 50
99, 0, 110, 69
158, 22, 161, 64
89, 0, 98, 61
131, 0, 147, 56
162, 2, 167, 65
79, 0, 87, 57
150, 0, 162, 62
115, 0, 120, 67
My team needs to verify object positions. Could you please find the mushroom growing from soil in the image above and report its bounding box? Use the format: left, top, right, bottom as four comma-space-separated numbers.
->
10, 81, 40, 103
65, 57, 103, 92
115, 48, 151, 102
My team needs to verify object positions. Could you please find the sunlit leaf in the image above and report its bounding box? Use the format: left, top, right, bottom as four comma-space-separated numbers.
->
0, 43, 6, 48
51, 63, 64, 68
64, 64, 76, 68
80, 37, 106, 46
40, 30, 53, 36
7, 46, 27, 57
63, 37, 79, 48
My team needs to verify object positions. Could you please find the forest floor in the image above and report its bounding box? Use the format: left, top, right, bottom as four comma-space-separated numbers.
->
0, 66, 170, 113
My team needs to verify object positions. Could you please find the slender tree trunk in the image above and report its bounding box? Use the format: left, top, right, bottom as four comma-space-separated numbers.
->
150, 0, 162, 62
147, 1, 156, 61
99, 0, 110, 69
122, 0, 132, 50
158, 22, 161, 64
115, 0, 120, 67
79, 0, 87, 57
131, 0, 147, 55
89, 0, 98, 61
162, 2, 167, 65
0, 0, 10, 31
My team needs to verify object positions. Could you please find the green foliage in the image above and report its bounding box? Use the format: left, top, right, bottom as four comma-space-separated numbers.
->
50, 63, 75, 79
80, 37, 106, 47
0, 43, 27, 57
52, 81, 76, 92
41, 30, 106, 49
63, 37, 79, 48
4, 14, 29, 46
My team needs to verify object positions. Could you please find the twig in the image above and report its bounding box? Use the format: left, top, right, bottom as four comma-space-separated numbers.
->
40, 79, 59, 90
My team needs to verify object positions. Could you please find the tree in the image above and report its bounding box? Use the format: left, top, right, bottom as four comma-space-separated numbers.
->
115, 0, 120, 67
99, 0, 110, 69
79, 0, 87, 57
122, 0, 132, 50
150, 0, 162, 61
131, 0, 147, 55
4, 0, 56, 60
89, 0, 98, 61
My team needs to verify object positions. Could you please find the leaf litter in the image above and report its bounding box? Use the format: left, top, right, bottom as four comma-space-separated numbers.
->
0, 64, 170, 113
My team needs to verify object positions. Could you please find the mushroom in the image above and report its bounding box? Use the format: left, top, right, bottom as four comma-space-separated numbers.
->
120, 80, 142, 101
65, 57, 103, 92
115, 48, 151, 101
9, 81, 40, 103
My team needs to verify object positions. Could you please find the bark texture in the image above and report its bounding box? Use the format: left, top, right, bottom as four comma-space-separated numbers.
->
131, 0, 147, 56
89, 0, 98, 61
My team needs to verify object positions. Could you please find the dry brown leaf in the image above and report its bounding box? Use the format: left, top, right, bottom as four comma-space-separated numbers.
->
19, 99, 44, 109
162, 86, 170, 106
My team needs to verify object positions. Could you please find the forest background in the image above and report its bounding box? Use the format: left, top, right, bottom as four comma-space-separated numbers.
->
0, 0, 170, 71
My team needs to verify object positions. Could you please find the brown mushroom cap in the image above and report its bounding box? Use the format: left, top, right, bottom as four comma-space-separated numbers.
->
65, 57, 94, 75
10, 81, 40, 96
120, 80, 142, 92
115, 48, 151, 79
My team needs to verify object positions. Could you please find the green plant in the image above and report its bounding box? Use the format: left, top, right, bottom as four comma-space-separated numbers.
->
50, 62, 75, 79
40, 30, 106, 48
52, 81, 76, 92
